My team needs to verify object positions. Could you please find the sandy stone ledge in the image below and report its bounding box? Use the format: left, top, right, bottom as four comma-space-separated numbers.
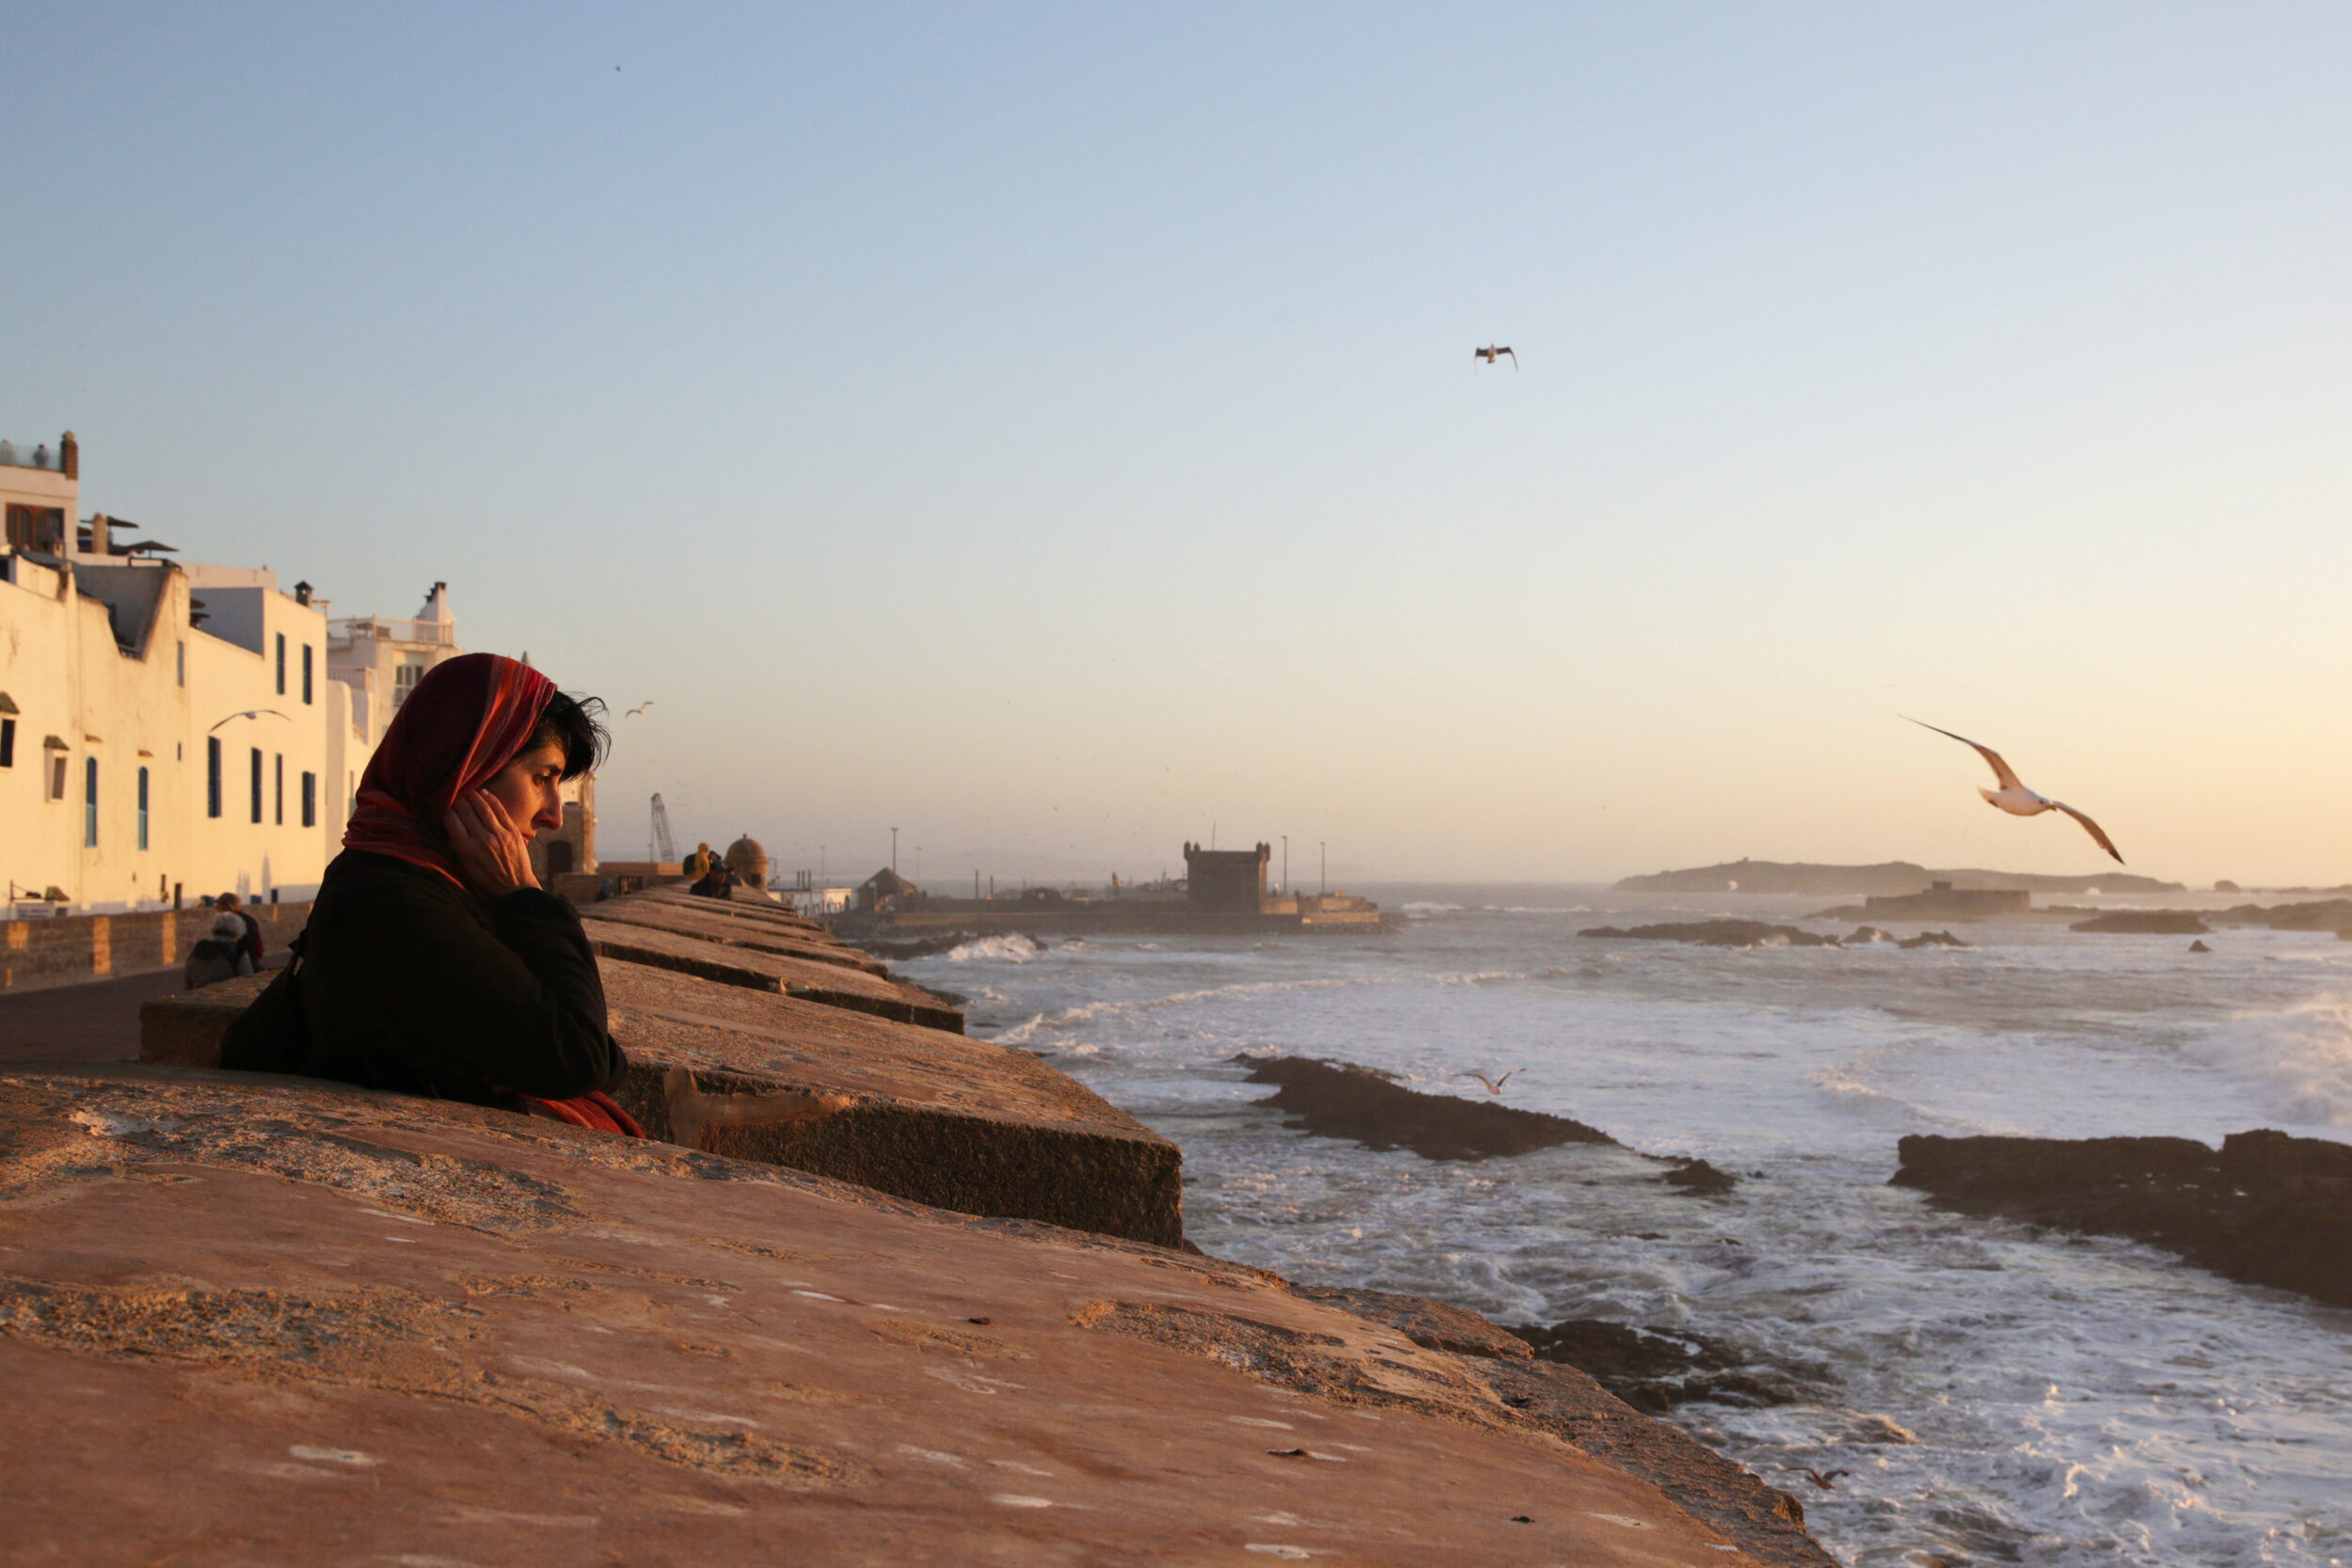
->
0, 1064, 1791, 1566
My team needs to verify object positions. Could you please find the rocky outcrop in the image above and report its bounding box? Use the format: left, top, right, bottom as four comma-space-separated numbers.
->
0, 1064, 1800, 1566
1238, 1055, 1617, 1160
2068, 911, 2211, 934
1892, 1130, 2352, 1307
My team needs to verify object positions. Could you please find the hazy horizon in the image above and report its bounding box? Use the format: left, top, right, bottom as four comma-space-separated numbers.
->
8, 4, 2349, 886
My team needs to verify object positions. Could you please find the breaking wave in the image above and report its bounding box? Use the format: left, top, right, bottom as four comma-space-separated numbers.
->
2186, 994, 2352, 1126
946, 934, 1041, 964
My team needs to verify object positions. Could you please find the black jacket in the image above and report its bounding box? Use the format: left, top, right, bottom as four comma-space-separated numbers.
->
287, 850, 627, 1107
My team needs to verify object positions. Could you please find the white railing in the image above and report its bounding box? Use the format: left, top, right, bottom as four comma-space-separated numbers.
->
328, 616, 456, 646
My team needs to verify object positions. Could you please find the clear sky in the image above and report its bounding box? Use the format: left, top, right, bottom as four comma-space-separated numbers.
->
6, 4, 2348, 887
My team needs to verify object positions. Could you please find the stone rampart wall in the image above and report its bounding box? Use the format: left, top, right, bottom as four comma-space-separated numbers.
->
0, 900, 311, 992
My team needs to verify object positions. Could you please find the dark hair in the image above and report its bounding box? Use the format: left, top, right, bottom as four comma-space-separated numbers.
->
532, 691, 610, 780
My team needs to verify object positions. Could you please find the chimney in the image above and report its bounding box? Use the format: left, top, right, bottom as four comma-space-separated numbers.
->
294, 580, 312, 607
58, 432, 77, 480
84, 514, 107, 557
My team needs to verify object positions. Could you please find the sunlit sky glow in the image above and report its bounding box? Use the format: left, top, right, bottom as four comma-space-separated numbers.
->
7, 4, 2349, 885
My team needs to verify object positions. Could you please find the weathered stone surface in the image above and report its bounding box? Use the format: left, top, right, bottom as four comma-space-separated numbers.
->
1239, 1054, 1618, 1161
580, 917, 965, 1033
0, 1065, 1773, 1565
1893, 1130, 2352, 1307
597, 958, 1184, 1246
1291, 1288, 1829, 1565
137, 972, 275, 1067
590, 897, 891, 975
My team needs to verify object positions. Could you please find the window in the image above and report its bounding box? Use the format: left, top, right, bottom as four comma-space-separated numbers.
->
176, 641, 185, 688
47, 751, 68, 801
138, 767, 150, 850
249, 748, 262, 824
207, 737, 222, 817
275, 633, 286, 695
301, 770, 316, 828
394, 659, 423, 706
274, 753, 284, 825
84, 756, 98, 847
0, 717, 13, 768
302, 644, 313, 705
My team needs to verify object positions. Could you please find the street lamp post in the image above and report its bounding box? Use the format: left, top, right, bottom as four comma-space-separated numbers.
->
891, 827, 898, 874
1320, 841, 1327, 896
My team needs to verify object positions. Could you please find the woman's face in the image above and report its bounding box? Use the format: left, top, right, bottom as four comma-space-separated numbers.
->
483, 739, 570, 835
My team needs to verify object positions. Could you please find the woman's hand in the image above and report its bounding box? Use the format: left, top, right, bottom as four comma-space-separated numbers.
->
444, 789, 542, 899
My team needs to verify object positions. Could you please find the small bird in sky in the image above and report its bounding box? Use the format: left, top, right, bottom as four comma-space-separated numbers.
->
1461, 1069, 1521, 1094
625, 702, 655, 717
1906, 718, 2124, 863
208, 709, 291, 733
1474, 344, 1517, 371
1803, 1469, 1850, 1491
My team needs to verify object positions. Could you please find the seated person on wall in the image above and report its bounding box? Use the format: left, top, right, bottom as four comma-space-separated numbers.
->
689, 860, 739, 898
214, 891, 264, 970
222, 653, 644, 1137
183, 912, 257, 988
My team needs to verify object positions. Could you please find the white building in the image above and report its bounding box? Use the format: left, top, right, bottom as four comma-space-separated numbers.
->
0, 431, 454, 915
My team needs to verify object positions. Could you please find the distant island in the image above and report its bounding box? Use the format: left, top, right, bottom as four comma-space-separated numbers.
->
1614, 860, 2184, 896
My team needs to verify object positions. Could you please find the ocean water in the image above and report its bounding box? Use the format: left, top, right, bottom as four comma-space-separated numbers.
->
900, 886, 2352, 1567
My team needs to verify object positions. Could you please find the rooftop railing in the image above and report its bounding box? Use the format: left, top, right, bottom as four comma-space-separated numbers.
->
0, 439, 66, 472
327, 615, 456, 645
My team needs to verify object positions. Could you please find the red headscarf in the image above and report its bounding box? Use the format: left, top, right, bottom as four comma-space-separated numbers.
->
343, 653, 556, 890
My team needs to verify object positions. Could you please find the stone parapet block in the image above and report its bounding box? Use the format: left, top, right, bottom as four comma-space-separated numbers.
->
597, 958, 1181, 1246
580, 916, 963, 1034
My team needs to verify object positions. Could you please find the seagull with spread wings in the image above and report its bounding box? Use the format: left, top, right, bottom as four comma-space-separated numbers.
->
1474, 344, 1517, 371
1460, 1069, 1521, 1094
207, 709, 291, 733
1906, 718, 2124, 863
625, 701, 655, 717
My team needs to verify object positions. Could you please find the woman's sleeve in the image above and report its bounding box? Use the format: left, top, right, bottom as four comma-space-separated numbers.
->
330, 875, 626, 1100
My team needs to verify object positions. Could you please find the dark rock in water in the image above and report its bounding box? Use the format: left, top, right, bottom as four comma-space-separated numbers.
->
1843, 926, 1896, 944
1506, 1319, 1814, 1413
2189, 939, 2213, 953
2069, 911, 2211, 934
1898, 929, 1966, 949
1892, 1129, 2352, 1307
1580, 920, 1838, 948
1237, 1054, 1616, 1160
1661, 1159, 1738, 1195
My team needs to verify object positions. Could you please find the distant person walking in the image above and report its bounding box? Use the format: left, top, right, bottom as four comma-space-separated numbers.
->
214, 892, 264, 969
183, 912, 257, 988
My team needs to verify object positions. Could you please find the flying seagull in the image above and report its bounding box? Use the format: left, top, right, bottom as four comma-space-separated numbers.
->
1460, 1069, 1521, 1094
208, 709, 292, 733
1906, 718, 2123, 863
625, 701, 655, 717
1474, 344, 1517, 371
1803, 1469, 1850, 1491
